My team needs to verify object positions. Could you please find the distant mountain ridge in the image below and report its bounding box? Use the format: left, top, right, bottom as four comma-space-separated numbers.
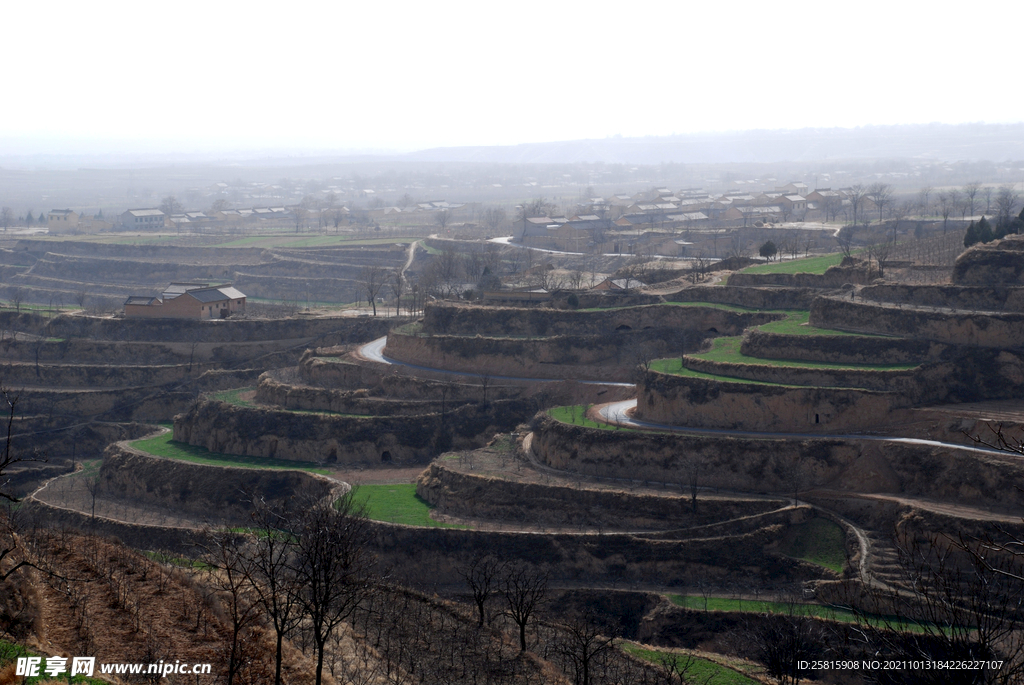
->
404, 123, 1024, 165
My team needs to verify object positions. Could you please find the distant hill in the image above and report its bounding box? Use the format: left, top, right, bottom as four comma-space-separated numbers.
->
404, 123, 1024, 165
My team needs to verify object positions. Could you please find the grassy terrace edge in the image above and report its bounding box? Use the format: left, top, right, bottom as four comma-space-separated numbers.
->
130, 431, 330, 474
666, 595, 935, 633
739, 251, 845, 275
621, 643, 760, 685
690, 336, 918, 371
352, 483, 465, 528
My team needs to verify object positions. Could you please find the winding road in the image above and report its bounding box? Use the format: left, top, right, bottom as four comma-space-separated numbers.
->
358, 336, 633, 387
596, 399, 1012, 458
360, 337, 1010, 458
358, 333, 1024, 588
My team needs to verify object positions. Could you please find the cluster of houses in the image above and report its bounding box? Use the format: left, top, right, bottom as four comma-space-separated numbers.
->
46, 198, 468, 234
517, 183, 867, 253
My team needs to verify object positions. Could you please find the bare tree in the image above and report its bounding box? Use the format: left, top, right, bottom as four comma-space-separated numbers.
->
246, 500, 302, 685
688, 253, 710, 284
1, 388, 35, 503
360, 264, 387, 316
917, 186, 933, 215
73, 291, 87, 310
745, 609, 826, 685
964, 182, 981, 218
949, 188, 963, 225
483, 206, 507, 233
995, 185, 1021, 230
293, 490, 376, 685
500, 562, 547, 652
436, 209, 452, 232
836, 226, 856, 259
479, 373, 492, 406
938, 193, 953, 233
552, 615, 616, 685
869, 183, 894, 225
823, 193, 843, 223
9, 288, 24, 314
389, 269, 405, 316
203, 532, 263, 685
293, 206, 307, 233
868, 241, 893, 278
890, 200, 912, 243
847, 185, 866, 226
842, 523, 1024, 685
460, 555, 506, 625
568, 269, 585, 291
86, 474, 101, 519
682, 453, 703, 513
159, 195, 183, 216
0, 207, 13, 231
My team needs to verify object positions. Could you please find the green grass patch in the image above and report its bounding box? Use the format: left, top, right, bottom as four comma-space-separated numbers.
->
780, 517, 847, 573
131, 431, 328, 473
547, 405, 635, 431
580, 300, 782, 314
670, 595, 863, 623
352, 484, 464, 528
622, 644, 759, 685
691, 336, 916, 371
208, 387, 369, 417
141, 550, 211, 569
667, 595, 935, 633
210, 387, 256, 407
395, 321, 424, 335
741, 252, 844, 275
755, 310, 875, 337
648, 358, 797, 387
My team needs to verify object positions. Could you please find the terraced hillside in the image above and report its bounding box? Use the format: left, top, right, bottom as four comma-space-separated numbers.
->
1, 237, 414, 308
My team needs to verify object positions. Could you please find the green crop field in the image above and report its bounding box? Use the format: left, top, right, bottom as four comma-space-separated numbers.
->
669, 595, 861, 622
131, 431, 328, 473
210, 387, 257, 407
741, 252, 844, 275
754, 310, 869, 336
648, 358, 797, 387
548, 405, 636, 431
667, 595, 934, 633
208, 388, 370, 417
691, 336, 917, 371
352, 484, 464, 528
780, 517, 847, 573
621, 644, 759, 685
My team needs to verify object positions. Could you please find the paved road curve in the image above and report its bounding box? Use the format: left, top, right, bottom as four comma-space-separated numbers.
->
358, 337, 633, 387
597, 399, 1012, 457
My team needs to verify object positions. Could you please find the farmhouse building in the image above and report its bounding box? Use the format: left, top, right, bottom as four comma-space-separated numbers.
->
124, 283, 246, 319
119, 208, 167, 229
47, 209, 80, 232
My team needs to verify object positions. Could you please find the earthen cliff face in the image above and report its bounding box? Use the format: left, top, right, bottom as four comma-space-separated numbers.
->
952, 234, 1024, 285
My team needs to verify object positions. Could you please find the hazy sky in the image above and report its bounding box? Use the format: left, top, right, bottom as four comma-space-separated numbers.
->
4, 0, 1022, 155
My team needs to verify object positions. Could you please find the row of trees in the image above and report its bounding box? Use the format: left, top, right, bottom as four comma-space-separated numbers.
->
825, 182, 1021, 237
201, 489, 374, 685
